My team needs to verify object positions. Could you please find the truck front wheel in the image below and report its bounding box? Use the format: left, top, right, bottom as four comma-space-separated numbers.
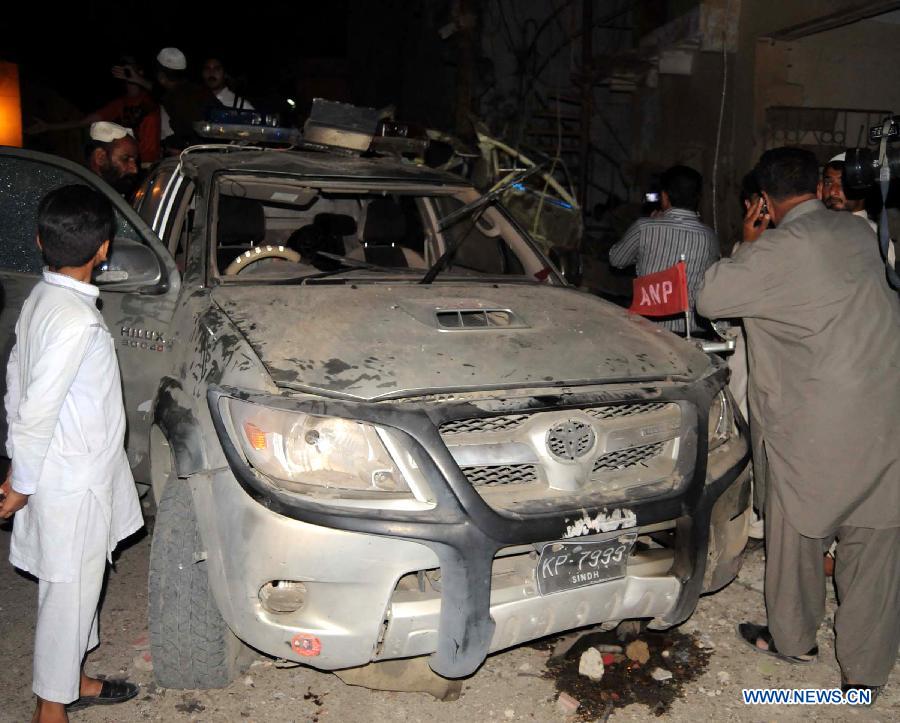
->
148, 477, 244, 688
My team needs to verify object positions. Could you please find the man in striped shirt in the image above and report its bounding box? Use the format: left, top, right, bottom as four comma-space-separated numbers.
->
610, 165, 720, 333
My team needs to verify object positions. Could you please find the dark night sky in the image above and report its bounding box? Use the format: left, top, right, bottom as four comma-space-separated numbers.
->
3, 0, 352, 112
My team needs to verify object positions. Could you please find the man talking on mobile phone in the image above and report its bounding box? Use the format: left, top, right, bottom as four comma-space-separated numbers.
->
697, 147, 900, 704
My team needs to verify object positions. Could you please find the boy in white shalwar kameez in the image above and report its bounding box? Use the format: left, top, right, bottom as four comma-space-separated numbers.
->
0, 185, 143, 722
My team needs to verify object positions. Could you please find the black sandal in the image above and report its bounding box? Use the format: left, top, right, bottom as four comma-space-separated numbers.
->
841, 682, 880, 706
67, 679, 139, 710
737, 623, 818, 665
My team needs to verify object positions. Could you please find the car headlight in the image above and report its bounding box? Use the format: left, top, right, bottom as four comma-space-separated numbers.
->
227, 398, 413, 495
707, 390, 734, 451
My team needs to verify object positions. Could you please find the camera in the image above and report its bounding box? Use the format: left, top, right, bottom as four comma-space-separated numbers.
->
844, 115, 900, 190
843, 114, 900, 287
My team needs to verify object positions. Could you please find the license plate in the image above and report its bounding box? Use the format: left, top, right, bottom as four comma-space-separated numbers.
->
536, 533, 637, 596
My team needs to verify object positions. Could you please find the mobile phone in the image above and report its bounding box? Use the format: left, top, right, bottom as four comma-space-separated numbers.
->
644, 192, 660, 203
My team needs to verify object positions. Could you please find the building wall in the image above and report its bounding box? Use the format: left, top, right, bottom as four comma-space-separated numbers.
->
632, 0, 900, 243
759, 18, 900, 113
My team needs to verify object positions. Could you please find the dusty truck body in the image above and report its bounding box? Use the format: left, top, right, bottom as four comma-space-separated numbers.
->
0, 146, 750, 688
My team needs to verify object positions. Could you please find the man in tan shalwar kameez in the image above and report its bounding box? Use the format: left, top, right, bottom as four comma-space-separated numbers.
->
697, 147, 900, 701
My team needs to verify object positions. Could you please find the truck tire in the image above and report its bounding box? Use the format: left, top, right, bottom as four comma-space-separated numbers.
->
148, 478, 242, 689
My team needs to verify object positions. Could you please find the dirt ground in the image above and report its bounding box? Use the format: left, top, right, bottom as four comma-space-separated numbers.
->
1, 516, 897, 723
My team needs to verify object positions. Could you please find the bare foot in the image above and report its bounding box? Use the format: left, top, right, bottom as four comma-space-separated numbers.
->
33, 698, 68, 723
79, 671, 103, 698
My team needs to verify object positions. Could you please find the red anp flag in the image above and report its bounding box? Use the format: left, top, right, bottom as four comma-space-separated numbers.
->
628, 261, 689, 317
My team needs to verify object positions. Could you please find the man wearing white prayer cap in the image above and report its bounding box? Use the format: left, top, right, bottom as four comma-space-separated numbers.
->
87, 122, 139, 197
154, 47, 217, 152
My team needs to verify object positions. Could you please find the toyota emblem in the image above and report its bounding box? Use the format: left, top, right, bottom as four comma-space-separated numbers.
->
546, 420, 596, 461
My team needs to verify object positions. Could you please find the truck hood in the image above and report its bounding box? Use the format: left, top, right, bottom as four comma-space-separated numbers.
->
211, 283, 711, 400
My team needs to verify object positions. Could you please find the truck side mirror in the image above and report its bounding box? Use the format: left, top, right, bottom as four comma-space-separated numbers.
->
94, 238, 163, 291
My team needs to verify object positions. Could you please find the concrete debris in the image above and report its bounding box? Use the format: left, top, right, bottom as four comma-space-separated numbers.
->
243, 676, 255, 687
625, 639, 651, 664
594, 644, 624, 653
556, 692, 581, 715
696, 635, 716, 650
717, 671, 731, 685
650, 667, 673, 682
578, 648, 605, 681
504, 709, 515, 719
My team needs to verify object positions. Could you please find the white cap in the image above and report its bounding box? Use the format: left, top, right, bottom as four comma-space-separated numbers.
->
829, 152, 846, 163
89, 121, 134, 143
157, 47, 187, 70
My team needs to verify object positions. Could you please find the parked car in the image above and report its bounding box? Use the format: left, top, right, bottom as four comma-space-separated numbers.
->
0, 145, 750, 691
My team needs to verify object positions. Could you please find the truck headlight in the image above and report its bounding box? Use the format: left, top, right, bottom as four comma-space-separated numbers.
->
707, 390, 734, 451
227, 398, 412, 494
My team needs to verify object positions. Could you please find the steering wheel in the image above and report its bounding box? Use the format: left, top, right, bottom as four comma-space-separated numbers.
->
224, 245, 302, 276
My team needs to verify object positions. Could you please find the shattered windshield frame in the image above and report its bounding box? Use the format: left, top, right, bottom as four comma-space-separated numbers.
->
206, 172, 557, 286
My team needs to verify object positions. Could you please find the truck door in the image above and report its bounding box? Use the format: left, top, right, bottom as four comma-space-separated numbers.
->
0, 148, 181, 483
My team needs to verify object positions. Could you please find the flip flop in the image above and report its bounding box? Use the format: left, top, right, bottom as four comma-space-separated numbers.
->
737, 623, 818, 665
841, 682, 880, 706
67, 679, 139, 710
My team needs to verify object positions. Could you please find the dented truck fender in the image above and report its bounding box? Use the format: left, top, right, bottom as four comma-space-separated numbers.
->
153, 377, 207, 478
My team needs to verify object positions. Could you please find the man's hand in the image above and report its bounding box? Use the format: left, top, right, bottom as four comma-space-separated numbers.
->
0, 473, 28, 519
743, 197, 770, 243
112, 65, 152, 90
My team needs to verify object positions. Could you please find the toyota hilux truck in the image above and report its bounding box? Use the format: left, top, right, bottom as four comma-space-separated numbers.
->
0, 145, 750, 691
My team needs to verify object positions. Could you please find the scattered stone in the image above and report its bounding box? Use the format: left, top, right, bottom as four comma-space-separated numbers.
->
132, 651, 153, 673
517, 662, 532, 672
556, 692, 580, 715
578, 648, 605, 681
661, 649, 670, 658
594, 644, 623, 654
272, 692, 285, 700
707, 691, 717, 698
625, 640, 650, 664
650, 667, 673, 682
504, 709, 515, 719
717, 671, 731, 685
243, 676, 255, 688
696, 635, 715, 650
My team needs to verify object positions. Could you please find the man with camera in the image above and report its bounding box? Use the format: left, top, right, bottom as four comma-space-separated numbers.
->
609, 165, 719, 334
697, 147, 900, 702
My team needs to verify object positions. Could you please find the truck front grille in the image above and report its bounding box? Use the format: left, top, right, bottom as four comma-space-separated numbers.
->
440, 400, 684, 512
440, 414, 531, 436
592, 442, 666, 472
461, 464, 540, 487
440, 402, 672, 437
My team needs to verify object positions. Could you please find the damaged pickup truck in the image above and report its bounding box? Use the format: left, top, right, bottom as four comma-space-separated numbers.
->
0, 143, 750, 691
